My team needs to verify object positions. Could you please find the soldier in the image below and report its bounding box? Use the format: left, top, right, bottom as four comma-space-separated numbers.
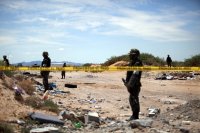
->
122, 49, 142, 120
61, 63, 66, 79
166, 55, 172, 67
41, 51, 51, 93
3, 55, 10, 66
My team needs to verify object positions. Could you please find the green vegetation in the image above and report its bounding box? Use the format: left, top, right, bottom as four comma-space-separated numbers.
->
82, 63, 93, 66
184, 54, 200, 66
0, 123, 14, 133
140, 53, 165, 66
25, 96, 59, 113
103, 53, 200, 66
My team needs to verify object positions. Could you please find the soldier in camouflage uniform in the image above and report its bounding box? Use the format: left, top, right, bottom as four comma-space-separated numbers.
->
41, 51, 51, 93
122, 49, 142, 120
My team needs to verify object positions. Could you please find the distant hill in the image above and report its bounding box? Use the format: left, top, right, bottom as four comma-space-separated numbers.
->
13, 61, 82, 66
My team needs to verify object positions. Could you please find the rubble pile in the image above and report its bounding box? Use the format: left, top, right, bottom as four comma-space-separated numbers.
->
155, 72, 199, 80
1, 71, 200, 133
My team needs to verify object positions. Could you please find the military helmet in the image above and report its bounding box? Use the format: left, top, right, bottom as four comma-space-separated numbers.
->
129, 49, 140, 56
3, 55, 7, 58
42, 51, 48, 56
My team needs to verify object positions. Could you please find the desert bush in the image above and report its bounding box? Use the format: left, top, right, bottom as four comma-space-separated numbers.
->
140, 53, 165, 66
42, 99, 59, 113
3, 71, 14, 77
25, 96, 43, 109
184, 54, 200, 66
83, 63, 93, 66
14, 74, 26, 81
25, 96, 59, 113
20, 118, 39, 133
18, 80, 35, 95
14, 92, 24, 103
172, 61, 184, 67
103, 53, 165, 66
0, 123, 14, 133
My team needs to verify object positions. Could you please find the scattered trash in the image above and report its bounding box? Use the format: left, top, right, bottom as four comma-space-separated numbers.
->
148, 108, 160, 117
30, 126, 59, 133
59, 110, 76, 121
13, 85, 24, 95
166, 75, 173, 80
179, 127, 190, 133
23, 72, 31, 75
85, 75, 98, 78
29, 112, 64, 125
17, 119, 25, 125
85, 112, 100, 124
65, 84, 77, 88
42, 90, 49, 100
181, 121, 191, 125
148, 128, 168, 133
155, 73, 167, 80
49, 82, 56, 90
155, 72, 196, 80
74, 122, 82, 128
83, 82, 96, 84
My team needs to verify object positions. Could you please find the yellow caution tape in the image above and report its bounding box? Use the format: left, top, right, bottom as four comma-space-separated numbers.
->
0, 66, 200, 71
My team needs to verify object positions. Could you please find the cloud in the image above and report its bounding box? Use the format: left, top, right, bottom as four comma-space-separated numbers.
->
104, 9, 193, 41
0, 0, 199, 43
58, 48, 64, 51
0, 36, 16, 45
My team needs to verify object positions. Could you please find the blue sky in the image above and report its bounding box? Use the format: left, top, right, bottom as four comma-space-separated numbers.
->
0, 0, 200, 64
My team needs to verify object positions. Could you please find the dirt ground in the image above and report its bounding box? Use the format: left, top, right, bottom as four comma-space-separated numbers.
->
0, 71, 200, 132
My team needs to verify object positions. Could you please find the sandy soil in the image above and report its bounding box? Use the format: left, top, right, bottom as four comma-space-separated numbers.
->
0, 71, 200, 132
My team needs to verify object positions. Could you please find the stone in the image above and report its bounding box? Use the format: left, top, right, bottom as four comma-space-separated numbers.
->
130, 118, 153, 128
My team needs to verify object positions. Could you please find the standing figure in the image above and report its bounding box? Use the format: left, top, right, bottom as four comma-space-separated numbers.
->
3, 55, 10, 66
166, 55, 172, 67
41, 51, 51, 93
61, 63, 66, 79
122, 49, 143, 120
1, 55, 10, 78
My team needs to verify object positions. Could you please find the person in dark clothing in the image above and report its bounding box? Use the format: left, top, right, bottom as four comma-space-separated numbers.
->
41, 51, 51, 93
3, 55, 10, 66
122, 49, 142, 121
61, 63, 66, 79
166, 55, 172, 67
1, 55, 10, 79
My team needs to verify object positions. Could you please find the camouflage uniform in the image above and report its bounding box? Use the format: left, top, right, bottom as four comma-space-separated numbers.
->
41, 52, 51, 93
124, 49, 142, 120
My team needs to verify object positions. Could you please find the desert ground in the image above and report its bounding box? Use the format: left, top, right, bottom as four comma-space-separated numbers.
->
0, 71, 200, 133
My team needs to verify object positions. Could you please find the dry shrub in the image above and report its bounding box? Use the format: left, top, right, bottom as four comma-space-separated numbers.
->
42, 100, 59, 113
0, 123, 14, 133
25, 96, 59, 113
14, 92, 24, 103
18, 80, 35, 95
25, 96, 42, 109
14, 74, 25, 81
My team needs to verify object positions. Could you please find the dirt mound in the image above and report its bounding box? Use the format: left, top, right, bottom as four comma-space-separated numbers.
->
110, 61, 129, 66
158, 99, 200, 122
0, 78, 33, 121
